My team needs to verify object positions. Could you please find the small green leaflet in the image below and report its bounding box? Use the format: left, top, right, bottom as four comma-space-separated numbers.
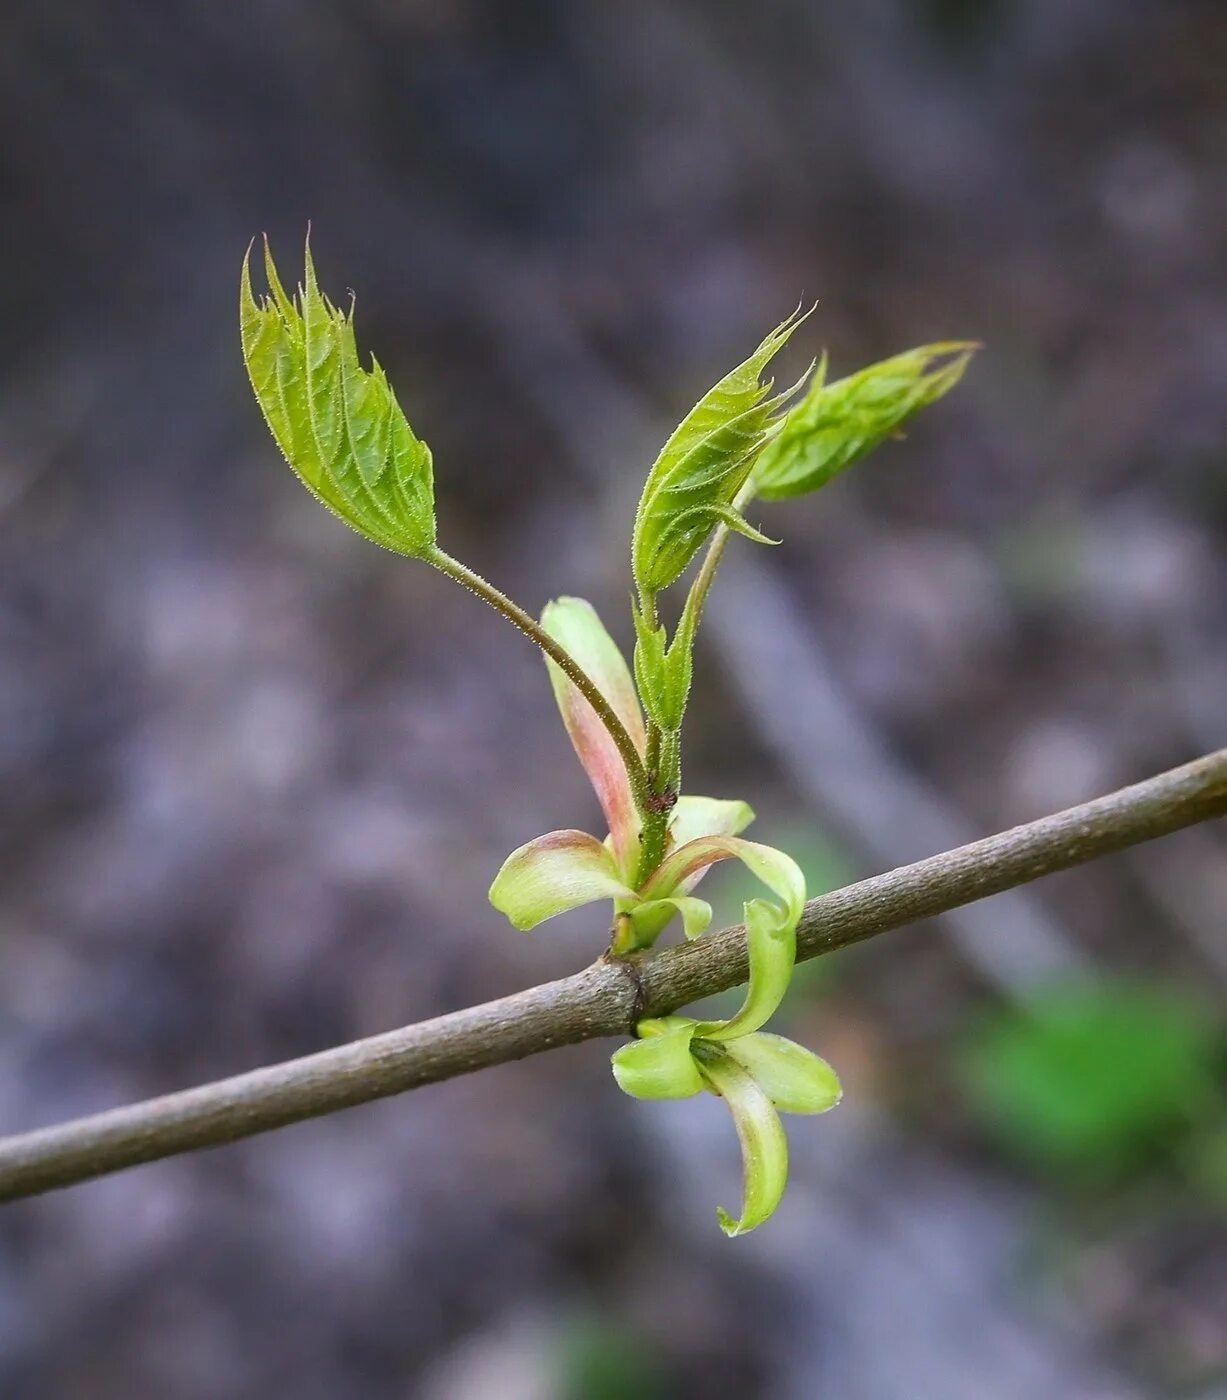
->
754, 341, 978, 500
631, 594, 698, 735
631, 309, 812, 595
240, 237, 437, 557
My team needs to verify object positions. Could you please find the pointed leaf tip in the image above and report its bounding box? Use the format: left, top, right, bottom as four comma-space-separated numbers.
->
632, 312, 813, 595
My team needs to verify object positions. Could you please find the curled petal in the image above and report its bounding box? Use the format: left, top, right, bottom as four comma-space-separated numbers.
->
695, 1047, 790, 1237
666, 799, 755, 911
629, 895, 713, 945
641, 834, 800, 917
666, 797, 755, 872
638, 837, 804, 1041
611, 1018, 703, 1100
723, 1033, 842, 1115
488, 829, 634, 931
697, 894, 797, 1042
541, 597, 646, 876
638, 836, 804, 1037
622, 799, 757, 947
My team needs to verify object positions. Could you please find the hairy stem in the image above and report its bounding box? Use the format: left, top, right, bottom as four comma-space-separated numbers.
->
428, 547, 652, 816
644, 723, 662, 788
1, 748, 1222, 1202
628, 484, 755, 890
683, 477, 758, 638
633, 806, 671, 891
631, 589, 672, 887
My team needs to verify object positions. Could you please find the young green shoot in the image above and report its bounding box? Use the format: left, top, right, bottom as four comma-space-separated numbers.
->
241, 234, 975, 1234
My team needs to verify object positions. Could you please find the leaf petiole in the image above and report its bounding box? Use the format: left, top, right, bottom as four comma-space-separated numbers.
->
681, 475, 758, 640
426, 546, 654, 823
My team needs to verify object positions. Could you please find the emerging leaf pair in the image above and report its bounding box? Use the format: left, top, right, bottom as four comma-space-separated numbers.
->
241, 236, 975, 1234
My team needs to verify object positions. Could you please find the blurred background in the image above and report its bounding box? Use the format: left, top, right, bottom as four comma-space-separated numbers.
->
0, 1, 1224, 1396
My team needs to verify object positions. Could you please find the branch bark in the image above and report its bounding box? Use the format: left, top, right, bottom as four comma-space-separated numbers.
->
1, 749, 1223, 1203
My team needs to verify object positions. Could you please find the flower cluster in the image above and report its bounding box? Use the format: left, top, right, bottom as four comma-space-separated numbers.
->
489, 596, 840, 1233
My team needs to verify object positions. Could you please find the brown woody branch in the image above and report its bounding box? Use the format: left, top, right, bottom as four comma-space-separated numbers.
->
1, 749, 1223, 1203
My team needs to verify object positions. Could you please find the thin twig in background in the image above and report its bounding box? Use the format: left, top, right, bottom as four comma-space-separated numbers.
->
0, 748, 1222, 1204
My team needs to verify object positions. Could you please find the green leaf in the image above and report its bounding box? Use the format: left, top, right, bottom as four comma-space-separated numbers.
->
694, 1047, 790, 1236
241, 237, 437, 557
540, 597, 646, 877
631, 310, 811, 595
611, 1018, 704, 1100
488, 829, 634, 930
724, 1033, 841, 1114
754, 342, 977, 500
